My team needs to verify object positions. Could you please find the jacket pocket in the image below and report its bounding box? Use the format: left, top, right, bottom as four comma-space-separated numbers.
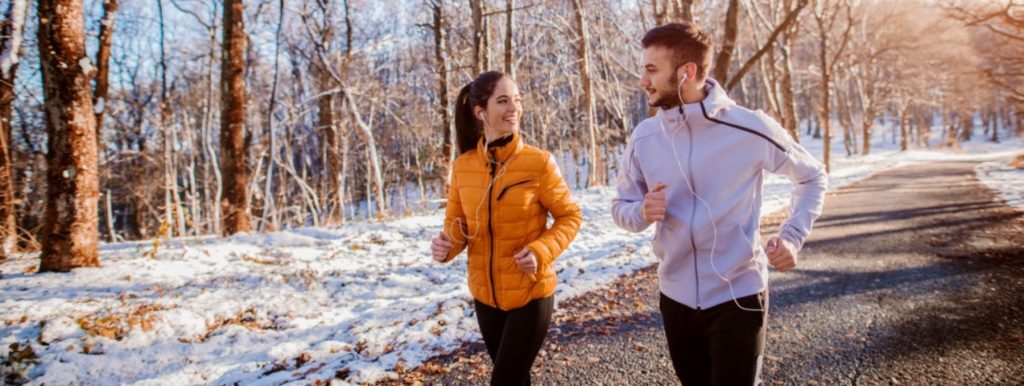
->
497, 179, 534, 201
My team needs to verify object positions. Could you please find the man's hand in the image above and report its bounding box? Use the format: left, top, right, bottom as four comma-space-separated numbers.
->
642, 182, 668, 223
766, 236, 797, 272
431, 232, 453, 262
513, 247, 538, 274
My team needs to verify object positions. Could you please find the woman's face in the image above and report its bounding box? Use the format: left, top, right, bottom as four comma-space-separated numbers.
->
477, 77, 522, 137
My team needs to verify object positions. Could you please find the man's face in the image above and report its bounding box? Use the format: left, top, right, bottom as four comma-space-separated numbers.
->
640, 46, 680, 109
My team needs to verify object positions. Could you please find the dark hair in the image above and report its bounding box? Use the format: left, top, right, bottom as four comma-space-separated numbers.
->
641, 22, 714, 81
455, 71, 507, 154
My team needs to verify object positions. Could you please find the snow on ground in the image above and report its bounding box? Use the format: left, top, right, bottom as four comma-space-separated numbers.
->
976, 156, 1024, 213
1, 131, 1020, 385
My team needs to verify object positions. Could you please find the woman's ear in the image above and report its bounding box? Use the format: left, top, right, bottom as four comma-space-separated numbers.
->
473, 106, 484, 121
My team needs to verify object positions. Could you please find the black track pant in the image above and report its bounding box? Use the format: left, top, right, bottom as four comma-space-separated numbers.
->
660, 291, 768, 386
474, 295, 554, 386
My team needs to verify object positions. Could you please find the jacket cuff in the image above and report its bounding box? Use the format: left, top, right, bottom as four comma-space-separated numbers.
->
778, 227, 805, 251
526, 240, 553, 269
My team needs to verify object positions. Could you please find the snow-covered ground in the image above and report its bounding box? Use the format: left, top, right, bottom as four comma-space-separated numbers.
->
1, 131, 1021, 385
976, 157, 1024, 213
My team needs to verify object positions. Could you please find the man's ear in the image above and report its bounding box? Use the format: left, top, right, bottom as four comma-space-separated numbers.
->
677, 63, 694, 83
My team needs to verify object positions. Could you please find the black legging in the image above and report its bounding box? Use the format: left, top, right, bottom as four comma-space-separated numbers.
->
474, 295, 554, 386
660, 291, 768, 386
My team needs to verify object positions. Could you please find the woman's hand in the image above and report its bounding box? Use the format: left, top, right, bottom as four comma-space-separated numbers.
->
513, 247, 537, 274
431, 232, 453, 262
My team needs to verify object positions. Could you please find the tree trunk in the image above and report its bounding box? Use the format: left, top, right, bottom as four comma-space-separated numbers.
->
713, 0, 740, 84
836, 80, 855, 156
652, 0, 667, 26
819, 41, 831, 172
505, 0, 515, 79
38, 0, 100, 271
93, 0, 117, 143
318, 73, 342, 225
1016, 107, 1023, 137
779, 12, 800, 142
0, 0, 28, 260
471, 0, 487, 74
220, 0, 251, 234
261, 0, 285, 230
899, 105, 909, 151
343, 91, 387, 219
989, 110, 998, 142
572, 0, 603, 186
678, 0, 694, 22
431, 0, 453, 186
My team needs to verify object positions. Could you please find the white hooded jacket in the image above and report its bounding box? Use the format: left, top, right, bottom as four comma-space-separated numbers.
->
612, 79, 828, 309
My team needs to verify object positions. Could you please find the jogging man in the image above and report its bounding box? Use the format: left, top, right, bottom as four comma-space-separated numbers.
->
611, 22, 828, 385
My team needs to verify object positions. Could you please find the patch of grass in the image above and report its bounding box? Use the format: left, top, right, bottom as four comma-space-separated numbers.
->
76, 303, 169, 341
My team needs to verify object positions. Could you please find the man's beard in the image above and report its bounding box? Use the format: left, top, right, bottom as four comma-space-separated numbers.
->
649, 74, 682, 109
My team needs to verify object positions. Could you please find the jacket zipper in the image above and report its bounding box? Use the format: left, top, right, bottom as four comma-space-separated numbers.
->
683, 108, 702, 310
487, 160, 500, 309
496, 179, 532, 201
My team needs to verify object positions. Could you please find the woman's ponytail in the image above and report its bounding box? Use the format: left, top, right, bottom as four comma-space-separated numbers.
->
454, 83, 480, 155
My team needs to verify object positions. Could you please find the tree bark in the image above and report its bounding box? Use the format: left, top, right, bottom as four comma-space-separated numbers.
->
318, 73, 342, 224
471, 0, 487, 74
220, 0, 251, 234
678, 0, 694, 22
93, 0, 117, 143
430, 0, 453, 184
712, 0, 739, 84
0, 0, 28, 260
780, 21, 800, 142
725, 0, 808, 92
262, 0, 285, 230
572, 0, 603, 186
818, 36, 831, 171
505, 0, 515, 79
343, 90, 387, 219
38, 0, 100, 271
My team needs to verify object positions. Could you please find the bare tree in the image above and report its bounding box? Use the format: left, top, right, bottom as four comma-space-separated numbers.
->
0, 0, 29, 260
724, 0, 808, 92
779, 0, 801, 142
261, 0, 286, 229
38, 0, 100, 271
676, 0, 696, 22
428, 0, 454, 183
712, 0, 740, 85
343, 90, 388, 219
572, 0, 603, 186
948, 1, 1024, 137
94, 0, 118, 143
301, 1, 345, 224
471, 0, 489, 74
221, 0, 251, 234
505, 0, 516, 79
812, 0, 853, 173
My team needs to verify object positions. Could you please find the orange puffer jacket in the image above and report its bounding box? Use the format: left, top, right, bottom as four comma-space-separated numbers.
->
442, 132, 582, 311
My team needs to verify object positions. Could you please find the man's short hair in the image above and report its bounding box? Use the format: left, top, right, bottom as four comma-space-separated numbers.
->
641, 22, 714, 81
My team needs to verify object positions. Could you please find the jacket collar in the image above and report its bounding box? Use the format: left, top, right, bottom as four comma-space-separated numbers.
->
655, 78, 736, 126
476, 131, 524, 167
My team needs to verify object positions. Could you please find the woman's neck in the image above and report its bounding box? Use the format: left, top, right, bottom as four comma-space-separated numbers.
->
484, 129, 511, 144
